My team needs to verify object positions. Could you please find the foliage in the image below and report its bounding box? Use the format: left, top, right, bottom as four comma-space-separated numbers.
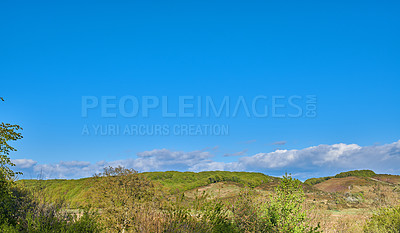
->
18, 178, 95, 209
230, 188, 266, 232
164, 174, 320, 233
144, 170, 271, 192
0, 122, 23, 182
364, 205, 400, 233
334, 170, 376, 179
304, 176, 333, 186
199, 199, 237, 233
163, 191, 238, 233
22, 201, 101, 233
264, 174, 320, 233
18, 171, 271, 208
0, 98, 24, 227
92, 166, 156, 232
0, 181, 101, 232
0, 99, 23, 210
304, 170, 376, 186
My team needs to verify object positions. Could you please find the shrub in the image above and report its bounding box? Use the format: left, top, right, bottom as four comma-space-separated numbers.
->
163, 190, 238, 233
92, 166, 157, 232
364, 205, 400, 233
1, 183, 101, 232
264, 174, 320, 233
230, 188, 266, 232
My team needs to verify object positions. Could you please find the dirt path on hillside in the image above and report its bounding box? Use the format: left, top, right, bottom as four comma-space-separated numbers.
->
369, 177, 394, 186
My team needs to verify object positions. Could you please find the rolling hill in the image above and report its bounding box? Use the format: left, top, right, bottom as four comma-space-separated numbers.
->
17, 171, 273, 208
17, 169, 400, 210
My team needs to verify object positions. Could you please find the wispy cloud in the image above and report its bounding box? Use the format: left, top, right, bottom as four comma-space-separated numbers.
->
224, 149, 248, 157
272, 141, 287, 146
200, 145, 219, 152
12, 159, 37, 169
241, 139, 256, 144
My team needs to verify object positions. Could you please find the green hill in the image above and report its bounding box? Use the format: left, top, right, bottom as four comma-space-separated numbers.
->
304, 169, 376, 186
18, 169, 400, 210
17, 171, 272, 208
14, 169, 400, 233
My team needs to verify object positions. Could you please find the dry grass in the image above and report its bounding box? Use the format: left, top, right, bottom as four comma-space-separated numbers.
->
372, 174, 400, 185
314, 177, 369, 193
184, 182, 243, 199
309, 208, 371, 233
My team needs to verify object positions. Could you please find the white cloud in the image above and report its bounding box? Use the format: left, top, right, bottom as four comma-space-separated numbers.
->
13, 140, 400, 179
16, 149, 214, 179
238, 140, 400, 175
12, 159, 37, 169
239, 143, 363, 169
33, 162, 100, 179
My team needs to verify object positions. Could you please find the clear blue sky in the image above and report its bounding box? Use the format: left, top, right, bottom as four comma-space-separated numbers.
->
1, 0, 399, 179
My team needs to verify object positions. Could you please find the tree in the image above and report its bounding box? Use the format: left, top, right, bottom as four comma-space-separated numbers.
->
0, 97, 23, 182
0, 98, 23, 226
0, 123, 23, 181
92, 166, 156, 232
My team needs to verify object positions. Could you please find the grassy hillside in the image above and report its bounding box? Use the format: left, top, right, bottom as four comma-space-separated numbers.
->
304, 170, 376, 186
144, 170, 271, 192
16, 169, 400, 232
18, 170, 400, 232
18, 178, 94, 208
17, 171, 272, 208
17, 169, 400, 211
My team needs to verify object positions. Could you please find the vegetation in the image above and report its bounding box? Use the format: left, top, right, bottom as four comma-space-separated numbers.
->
160, 173, 320, 233
334, 170, 376, 179
18, 171, 271, 208
304, 170, 376, 186
16, 166, 315, 232
304, 176, 332, 186
13, 167, 400, 232
143, 170, 270, 191
92, 166, 157, 232
264, 174, 320, 232
364, 205, 400, 233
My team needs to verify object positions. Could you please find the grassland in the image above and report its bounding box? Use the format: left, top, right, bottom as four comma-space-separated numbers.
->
18, 171, 272, 208
17, 170, 400, 232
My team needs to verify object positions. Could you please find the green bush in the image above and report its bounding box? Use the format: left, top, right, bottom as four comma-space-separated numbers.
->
230, 189, 266, 232
264, 174, 320, 233
1, 182, 101, 232
0, 222, 18, 233
163, 191, 238, 233
364, 205, 400, 233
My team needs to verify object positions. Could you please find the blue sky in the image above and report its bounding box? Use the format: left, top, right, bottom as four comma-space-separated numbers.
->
1, 0, 399, 179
